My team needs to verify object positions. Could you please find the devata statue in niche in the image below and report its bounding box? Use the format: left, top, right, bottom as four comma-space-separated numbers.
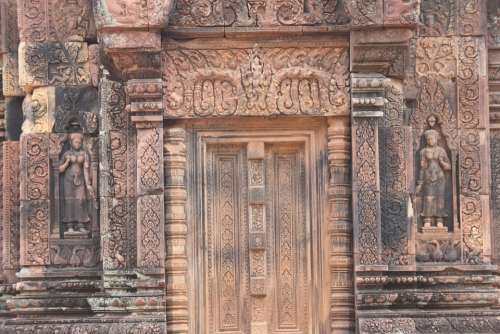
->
415, 115, 455, 233
58, 132, 94, 237
416, 128, 451, 228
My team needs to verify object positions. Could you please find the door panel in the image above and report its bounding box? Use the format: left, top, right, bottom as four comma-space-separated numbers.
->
206, 144, 248, 334
202, 139, 313, 334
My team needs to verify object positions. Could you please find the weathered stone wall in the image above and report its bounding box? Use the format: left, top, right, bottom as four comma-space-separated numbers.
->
0, 0, 497, 333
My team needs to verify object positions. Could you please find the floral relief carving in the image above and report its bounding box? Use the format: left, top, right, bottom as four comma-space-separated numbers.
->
163, 45, 349, 117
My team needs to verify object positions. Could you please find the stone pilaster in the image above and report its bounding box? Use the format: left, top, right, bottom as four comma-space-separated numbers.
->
164, 127, 189, 334
327, 116, 354, 334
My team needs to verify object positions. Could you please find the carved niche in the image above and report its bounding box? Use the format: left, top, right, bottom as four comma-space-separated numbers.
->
163, 39, 350, 118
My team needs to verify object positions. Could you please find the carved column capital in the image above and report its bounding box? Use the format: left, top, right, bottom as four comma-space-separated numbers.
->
126, 78, 163, 128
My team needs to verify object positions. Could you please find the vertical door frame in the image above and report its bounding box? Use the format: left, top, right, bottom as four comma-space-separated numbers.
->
179, 117, 329, 334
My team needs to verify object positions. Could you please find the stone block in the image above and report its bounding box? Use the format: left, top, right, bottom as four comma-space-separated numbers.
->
21, 87, 55, 134
18, 0, 92, 43
2, 53, 24, 97
19, 42, 91, 90
2, 142, 20, 272
53, 86, 98, 134
0, 0, 19, 54
20, 133, 50, 201
20, 199, 50, 266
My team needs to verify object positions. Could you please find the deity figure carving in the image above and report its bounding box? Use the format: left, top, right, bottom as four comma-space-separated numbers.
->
416, 128, 451, 229
58, 133, 94, 237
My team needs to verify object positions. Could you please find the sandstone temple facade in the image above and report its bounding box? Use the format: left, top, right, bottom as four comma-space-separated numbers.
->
0, 0, 499, 333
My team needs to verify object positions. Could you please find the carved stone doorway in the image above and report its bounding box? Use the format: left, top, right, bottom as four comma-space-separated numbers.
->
184, 119, 328, 334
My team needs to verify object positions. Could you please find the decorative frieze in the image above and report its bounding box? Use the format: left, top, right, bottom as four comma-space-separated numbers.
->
163, 42, 350, 118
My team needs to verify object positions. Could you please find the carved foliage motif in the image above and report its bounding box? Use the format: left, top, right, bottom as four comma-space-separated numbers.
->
360, 317, 500, 334
275, 154, 299, 327
412, 76, 457, 149
206, 145, 245, 332
20, 42, 91, 88
416, 38, 456, 78
18, 0, 91, 43
170, 0, 350, 27
138, 195, 163, 269
163, 46, 349, 117
138, 128, 162, 194
355, 118, 379, 265
2, 142, 20, 271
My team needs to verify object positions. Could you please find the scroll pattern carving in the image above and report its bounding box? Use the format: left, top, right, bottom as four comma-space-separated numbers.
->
21, 134, 50, 201
163, 46, 349, 117
18, 0, 92, 43
458, 37, 487, 264
170, 0, 350, 27
22, 200, 49, 265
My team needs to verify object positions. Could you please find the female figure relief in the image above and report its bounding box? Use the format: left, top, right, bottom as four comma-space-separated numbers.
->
416, 129, 451, 228
59, 133, 94, 236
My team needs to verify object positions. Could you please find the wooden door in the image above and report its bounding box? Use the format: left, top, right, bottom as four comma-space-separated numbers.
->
201, 139, 312, 334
